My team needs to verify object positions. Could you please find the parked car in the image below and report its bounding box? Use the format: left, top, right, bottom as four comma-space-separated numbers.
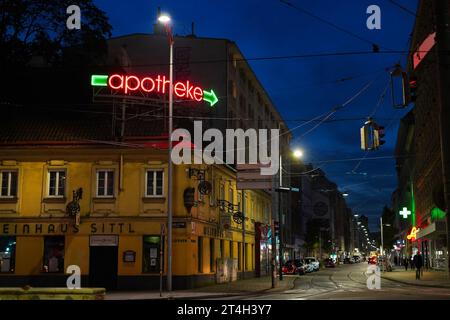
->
325, 258, 336, 268
282, 259, 307, 275
304, 257, 320, 271
352, 255, 361, 263
344, 257, 353, 264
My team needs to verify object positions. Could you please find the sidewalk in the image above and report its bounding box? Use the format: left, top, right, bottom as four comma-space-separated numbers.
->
106, 275, 296, 300
381, 266, 450, 288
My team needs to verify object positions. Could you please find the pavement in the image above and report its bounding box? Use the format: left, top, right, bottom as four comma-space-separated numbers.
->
106, 264, 450, 300
106, 275, 296, 300
380, 266, 450, 288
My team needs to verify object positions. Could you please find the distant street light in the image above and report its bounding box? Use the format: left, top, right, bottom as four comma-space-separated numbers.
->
293, 149, 304, 159
342, 192, 349, 197
157, 13, 171, 23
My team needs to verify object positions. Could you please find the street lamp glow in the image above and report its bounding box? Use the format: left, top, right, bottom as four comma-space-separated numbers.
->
342, 192, 349, 197
293, 149, 304, 159
354, 214, 359, 217
158, 14, 171, 23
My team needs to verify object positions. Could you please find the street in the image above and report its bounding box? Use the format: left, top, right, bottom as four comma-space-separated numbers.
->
208, 264, 450, 300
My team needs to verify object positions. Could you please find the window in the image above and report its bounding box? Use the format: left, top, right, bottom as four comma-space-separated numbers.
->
145, 170, 164, 197
229, 241, 233, 258
220, 239, 224, 259
219, 183, 225, 200
43, 236, 65, 273
210, 238, 215, 273
47, 170, 66, 197
96, 170, 114, 197
237, 193, 242, 212
245, 243, 249, 270
198, 237, 203, 273
143, 235, 163, 273
228, 188, 234, 204
0, 236, 16, 273
0, 171, 17, 198
237, 242, 242, 270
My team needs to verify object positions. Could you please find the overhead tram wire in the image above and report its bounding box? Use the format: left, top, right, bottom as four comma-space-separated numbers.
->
279, 0, 391, 50
386, 0, 418, 17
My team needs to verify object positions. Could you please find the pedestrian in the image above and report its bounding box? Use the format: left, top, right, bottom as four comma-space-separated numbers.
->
403, 257, 408, 271
413, 253, 423, 280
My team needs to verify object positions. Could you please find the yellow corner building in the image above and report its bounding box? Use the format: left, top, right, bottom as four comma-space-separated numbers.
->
0, 110, 273, 290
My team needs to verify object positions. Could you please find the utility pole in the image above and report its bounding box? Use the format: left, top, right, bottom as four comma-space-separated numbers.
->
433, 0, 450, 275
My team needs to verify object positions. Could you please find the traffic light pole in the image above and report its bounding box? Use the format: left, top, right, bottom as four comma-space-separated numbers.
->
433, 0, 450, 276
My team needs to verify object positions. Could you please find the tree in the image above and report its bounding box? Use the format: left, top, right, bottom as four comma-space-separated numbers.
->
0, 0, 112, 68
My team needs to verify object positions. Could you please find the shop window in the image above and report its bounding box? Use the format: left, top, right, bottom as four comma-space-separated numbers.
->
229, 241, 233, 258
198, 236, 203, 273
96, 170, 114, 197
210, 238, 215, 273
47, 170, 66, 197
0, 171, 18, 198
0, 236, 16, 273
220, 239, 224, 259
142, 235, 163, 273
43, 236, 65, 273
145, 170, 164, 197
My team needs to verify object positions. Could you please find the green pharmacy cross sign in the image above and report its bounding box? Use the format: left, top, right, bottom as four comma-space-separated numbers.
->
91, 74, 218, 107
399, 207, 411, 219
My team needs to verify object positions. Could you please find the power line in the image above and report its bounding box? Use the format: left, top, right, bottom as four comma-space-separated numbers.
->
386, 0, 418, 17
279, 0, 389, 50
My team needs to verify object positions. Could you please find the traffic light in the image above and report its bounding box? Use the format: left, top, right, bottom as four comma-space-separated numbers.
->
409, 76, 418, 103
360, 124, 369, 151
373, 125, 386, 149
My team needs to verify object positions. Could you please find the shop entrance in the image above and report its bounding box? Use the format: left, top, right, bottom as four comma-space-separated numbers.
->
89, 235, 118, 290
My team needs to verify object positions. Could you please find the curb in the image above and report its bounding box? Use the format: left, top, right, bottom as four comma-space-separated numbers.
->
132, 278, 297, 300
381, 274, 450, 289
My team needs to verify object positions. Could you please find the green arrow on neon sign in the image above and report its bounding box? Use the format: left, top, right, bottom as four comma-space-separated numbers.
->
203, 89, 218, 107
91, 75, 108, 86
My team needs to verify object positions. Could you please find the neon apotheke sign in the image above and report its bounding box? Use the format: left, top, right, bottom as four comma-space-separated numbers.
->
91, 74, 218, 106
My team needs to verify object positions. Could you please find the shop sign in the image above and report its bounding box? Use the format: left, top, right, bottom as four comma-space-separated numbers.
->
90, 235, 118, 246
0, 222, 136, 235
91, 74, 218, 106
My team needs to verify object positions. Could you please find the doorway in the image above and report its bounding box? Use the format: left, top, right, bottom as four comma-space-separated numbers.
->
89, 244, 118, 290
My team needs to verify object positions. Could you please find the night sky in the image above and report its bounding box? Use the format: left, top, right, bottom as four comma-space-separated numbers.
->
94, 0, 418, 230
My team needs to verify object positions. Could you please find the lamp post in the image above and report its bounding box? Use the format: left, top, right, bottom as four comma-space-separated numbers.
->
276, 148, 304, 282
380, 217, 392, 272
158, 12, 174, 292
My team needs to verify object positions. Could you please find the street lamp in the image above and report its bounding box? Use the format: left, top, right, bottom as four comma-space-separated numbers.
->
158, 12, 174, 292
276, 148, 305, 282
293, 149, 304, 159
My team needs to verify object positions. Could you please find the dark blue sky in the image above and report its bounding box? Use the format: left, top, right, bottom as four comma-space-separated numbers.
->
94, 0, 418, 230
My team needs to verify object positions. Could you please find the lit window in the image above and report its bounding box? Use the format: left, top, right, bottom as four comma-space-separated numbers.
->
142, 235, 163, 273
96, 170, 114, 197
0, 171, 18, 198
48, 170, 66, 197
43, 236, 65, 273
146, 170, 164, 197
0, 236, 16, 273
